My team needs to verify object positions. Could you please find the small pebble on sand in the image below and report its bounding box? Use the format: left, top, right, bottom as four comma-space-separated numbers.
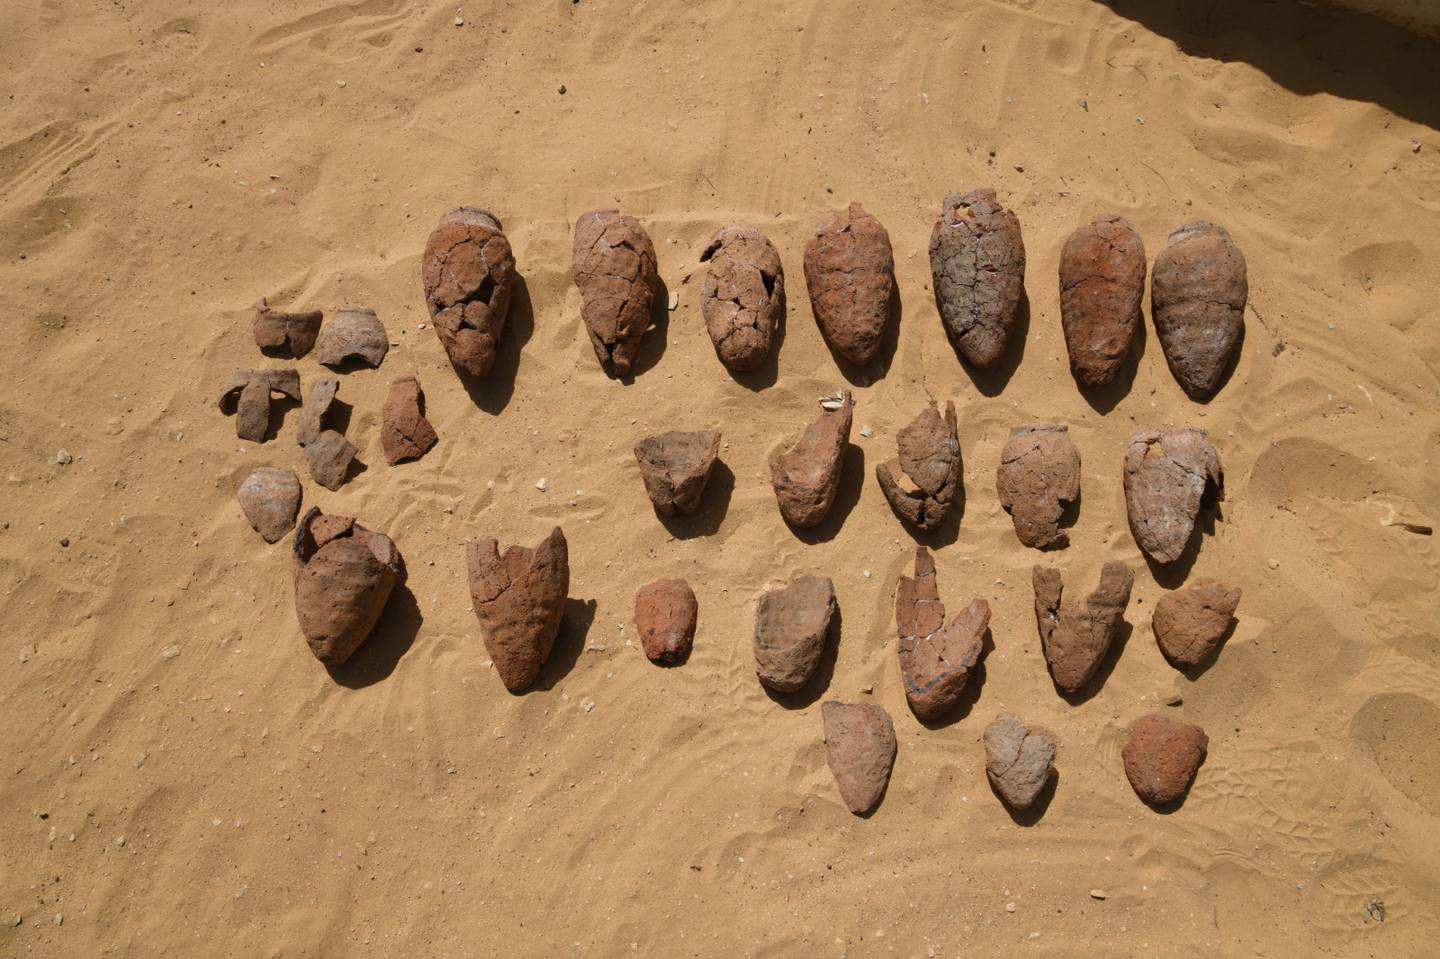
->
56, 449, 72, 465
1090, 889, 1107, 900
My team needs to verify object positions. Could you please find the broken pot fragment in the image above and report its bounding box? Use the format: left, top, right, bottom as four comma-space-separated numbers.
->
700, 225, 784, 372
253, 297, 323, 358
822, 701, 897, 815
421, 207, 516, 378
896, 547, 989, 722
769, 392, 853, 528
803, 203, 895, 366
291, 506, 402, 666
996, 423, 1081, 550
634, 578, 697, 665
753, 575, 836, 693
1152, 581, 1241, 670
1122, 713, 1208, 807
875, 401, 961, 532
1032, 562, 1134, 694
381, 375, 438, 465
217, 368, 301, 442
1123, 427, 1224, 564
633, 430, 721, 516
296, 378, 340, 447
984, 711, 1057, 810
1151, 221, 1247, 401
305, 430, 358, 491
1058, 214, 1146, 386
467, 527, 570, 693
315, 306, 389, 368
571, 209, 658, 377
929, 188, 1026, 367
237, 466, 301, 543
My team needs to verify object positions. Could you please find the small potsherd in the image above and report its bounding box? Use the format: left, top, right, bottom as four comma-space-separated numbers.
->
633, 430, 721, 516
753, 575, 836, 693
803, 203, 895, 366
875, 401, 961, 531
381, 375, 438, 465
896, 547, 989, 721
822, 701, 897, 815
1032, 562, 1134, 693
467, 528, 570, 693
996, 423, 1081, 549
1152, 581, 1241, 669
634, 578, 698, 665
572, 209, 658, 377
305, 430, 358, 491
296, 378, 340, 447
1151, 221, 1247, 400
253, 298, 323, 358
315, 306, 389, 368
700, 225, 784, 372
1058, 214, 1146, 386
1121, 713, 1208, 806
291, 507, 402, 666
237, 467, 302, 543
770, 392, 853, 528
217, 368, 301, 442
1123, 427, 1224, 564
984, 711, 1057, 810
421, 207, 516, 378
929, 188, 1026, 367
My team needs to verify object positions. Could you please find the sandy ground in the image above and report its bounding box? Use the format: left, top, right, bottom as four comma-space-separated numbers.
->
2, 0, 1439, 955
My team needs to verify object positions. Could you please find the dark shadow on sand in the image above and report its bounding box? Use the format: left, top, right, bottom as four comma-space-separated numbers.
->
459, 274, 535, 415
762, 605, 841, 710
1094, 0, 1440, 130
657, 461, 734, 539
326, 577, 422, 689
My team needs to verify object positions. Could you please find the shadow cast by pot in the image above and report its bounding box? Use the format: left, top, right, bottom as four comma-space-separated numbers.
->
1172, 614, 1239, 680
915, 629, 993, 731
326, 578, 422, 689
261, 395, 302, 443
762, 605, 841, 710
459, 274, 535, 416
1077, 318, 1146, 414
908, 488, 965, 550
991, 768, 1060, 826
1142, 500, 1223, 589
959, 288, 1029, 397
527, 597, 596, 692
825, 283, 901, 387
726, 283, 787, 393
621, 276, 671, 382
658, 460, 734, 539
789, 445, 866, 545
1057, 620, 1133, 706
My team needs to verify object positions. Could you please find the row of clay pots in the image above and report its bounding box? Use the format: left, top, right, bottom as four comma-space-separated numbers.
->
418, 200, 1246, 398
635, 399, 1225, 567
276, 505, 1228, 815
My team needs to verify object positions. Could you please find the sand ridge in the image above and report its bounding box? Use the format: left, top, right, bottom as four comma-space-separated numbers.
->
2, 0, 1439, 955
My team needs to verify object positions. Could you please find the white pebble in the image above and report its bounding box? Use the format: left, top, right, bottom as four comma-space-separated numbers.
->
453, 16, 464, 25
579, 698, 596, 713
161, 645, 180, 659
1090, 889, 1107, 900
534, 478, 548, 491
859, 426, 875, 438
55, 449, 73, 465
667, 291, 679, 311
1006, 902, 1017, 913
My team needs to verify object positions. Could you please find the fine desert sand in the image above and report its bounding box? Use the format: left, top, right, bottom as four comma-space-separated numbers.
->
2, 0, 1439, 955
